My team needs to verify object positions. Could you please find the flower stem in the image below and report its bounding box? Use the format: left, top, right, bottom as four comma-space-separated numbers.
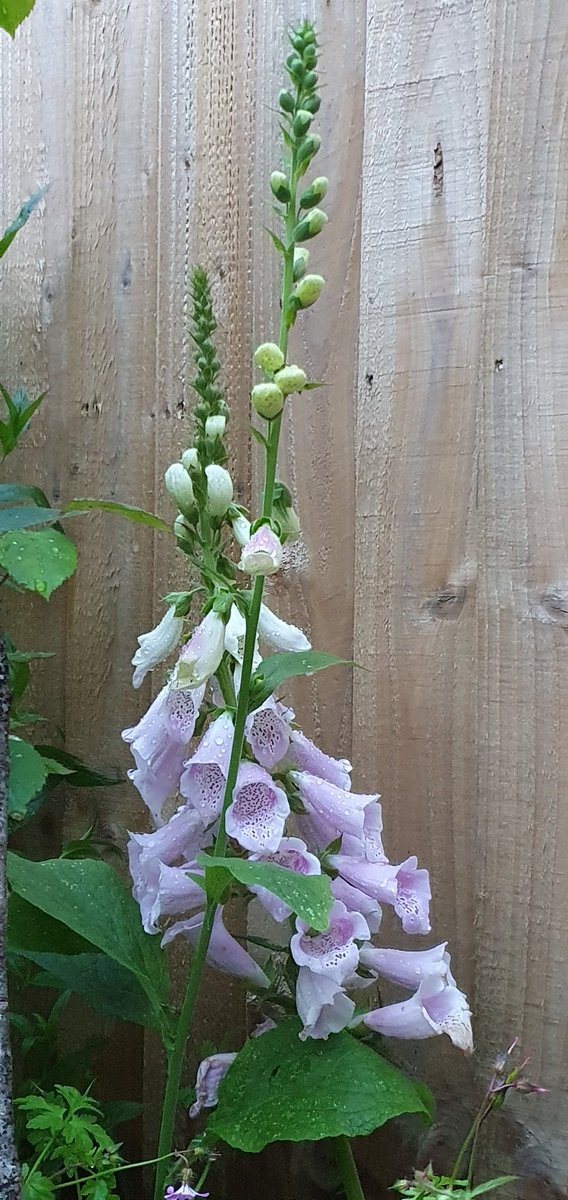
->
153, 71, 301, 1200
334, 1137, 366, 1200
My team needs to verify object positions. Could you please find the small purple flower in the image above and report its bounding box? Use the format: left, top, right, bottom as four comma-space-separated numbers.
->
284, 730, 352, 790
290, 771, 378, 844
331, 876, 382, 934
165, 1186, 208, 1199
359, 943, 452, 988
189, 1051, 237, 1119
132, 605, 183, 689
162, 906, 269, 989
176, 609, 226, 688
226, 762, 289, 853
122, 683, 205, 824
364, 975, 473, 1053
249, 836, 321, 922
296, 967, 355, 1041
291, 901, 370, 984
179, 711, 234, 823
329, 853, 431, 935
239, 525, 283, 576
129, 855, 205, 934
341, 799, 386, 863
128, 804, 209, 869
245, 697, 292, 770
257, 602, 311, 652
224, 603, 262, 668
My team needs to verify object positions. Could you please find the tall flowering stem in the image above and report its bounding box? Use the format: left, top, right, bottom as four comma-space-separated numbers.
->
152, 24, 321, 1200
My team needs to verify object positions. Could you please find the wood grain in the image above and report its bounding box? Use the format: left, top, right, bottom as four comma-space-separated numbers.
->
2, 0, 568, 1196
355, 1, 568, 1194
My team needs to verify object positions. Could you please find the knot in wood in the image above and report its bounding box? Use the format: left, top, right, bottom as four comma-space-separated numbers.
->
427, 585, 466, 619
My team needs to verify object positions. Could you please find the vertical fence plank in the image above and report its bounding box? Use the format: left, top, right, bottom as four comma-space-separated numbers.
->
355, 1, 568, 1195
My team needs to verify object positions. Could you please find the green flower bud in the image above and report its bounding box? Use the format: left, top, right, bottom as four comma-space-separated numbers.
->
296, 133, 321, 166
304, 70, 318, 89
293, 273, 325, 308
292, 109, 312, 138
303, 44, 317, 66
293, 207, 328, 242
280, 504, 302, 540
279, 89, 295, 114
303, 94, 321, 115
291, 33, 305, 53
286, 53, 303, 77
273, 365, 307, 395
181, 447, 199, 471
251, 382, 285, 419
270, 170, 291, 204
164, 463, 195, 516
299, 176, 328, 209
205, 414, 226, 438
205, 464, 233, 517
293, 247, 310, 281
254, 342, 285, 374
302, 26, 316, 45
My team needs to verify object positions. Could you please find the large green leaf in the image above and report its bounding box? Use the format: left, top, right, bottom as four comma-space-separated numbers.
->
8, 736, 47, 821
209, 1019, 429, 1151
0, 505, 62, 532
0, 187, 42, 248
6, 855, 169, 1020
0, 528, 77, 596
249, 651, 350, 711
63, 498, 170, 532
199, 855, 332, 931
7, 894, 155, 1027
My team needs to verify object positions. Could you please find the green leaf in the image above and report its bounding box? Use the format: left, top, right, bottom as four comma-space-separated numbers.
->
32, 952, 158, 1028
468, 1179, 518, 1198
8, 736, 47, 820
0, 528, 77, 596
209, 1018, 429, 1151
0, 187, 42, 250
8, 892, 93, 956
63, 498, 170, 531
265, 229, 286, 256
6, 855, 169, 1018
9, 890, 156, 1026
249, 650, 350, 711
0, 482, 53, 507
40, 756, 74, 776
35, 746, 121, 788
0, 505, 61, 532
21, 1167, 55, 1200
199, 856, 332, 931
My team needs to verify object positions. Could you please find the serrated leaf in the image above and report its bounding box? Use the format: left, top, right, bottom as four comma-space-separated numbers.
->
199, 856, 332, 931
0, 528, 77, 597
63, 498, 170, 531
6, 855, 169, 1019
209, 1018, 429, 1151
249, 650, 350, 711
0, 187, 43, 250
35, 745, 121, 788
0, 505, 62, 532
21, 1168, 55, 1200
8, 736, 47, 820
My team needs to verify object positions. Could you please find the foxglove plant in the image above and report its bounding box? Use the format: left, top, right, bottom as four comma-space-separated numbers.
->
121, 21, 475, 1200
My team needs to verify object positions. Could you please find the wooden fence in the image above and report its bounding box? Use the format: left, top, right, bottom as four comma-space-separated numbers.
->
1, 1, 568, 1196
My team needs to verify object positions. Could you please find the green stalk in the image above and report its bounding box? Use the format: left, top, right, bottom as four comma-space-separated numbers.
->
334, 1136, 366, 1200
153, 125, 299, 1200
